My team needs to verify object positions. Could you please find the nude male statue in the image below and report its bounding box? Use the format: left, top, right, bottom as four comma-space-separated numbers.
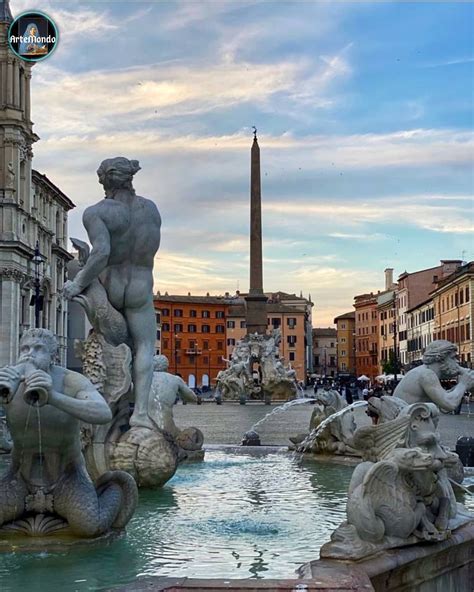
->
0, 329, 137, 536
393, 340, 474, 412
148, 355, 197, 436
63, 157, 162, 430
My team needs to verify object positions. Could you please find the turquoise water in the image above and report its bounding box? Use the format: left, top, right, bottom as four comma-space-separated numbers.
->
0, 451, 353, 590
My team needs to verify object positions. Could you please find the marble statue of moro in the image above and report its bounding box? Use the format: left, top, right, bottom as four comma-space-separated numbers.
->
393, 340, 474, 412
63, 157, 162, 431
0, 329, 138, 537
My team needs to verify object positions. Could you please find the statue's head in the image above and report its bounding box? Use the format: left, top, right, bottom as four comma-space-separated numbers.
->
153, 355, 169, 372
97, 157, 141, 197
422, 340, 459, 378
18, 329, 58, 370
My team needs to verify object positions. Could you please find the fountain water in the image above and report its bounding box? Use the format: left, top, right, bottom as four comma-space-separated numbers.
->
248, 398, 316, 435
298, 400, 368, 453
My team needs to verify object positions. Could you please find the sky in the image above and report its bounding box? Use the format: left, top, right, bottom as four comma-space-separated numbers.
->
9, 0, 474, 326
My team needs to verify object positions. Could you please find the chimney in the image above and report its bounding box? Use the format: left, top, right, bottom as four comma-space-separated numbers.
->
384, 268, 394, 290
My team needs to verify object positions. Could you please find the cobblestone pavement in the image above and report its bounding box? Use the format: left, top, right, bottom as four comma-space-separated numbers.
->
174, 397, 474, 450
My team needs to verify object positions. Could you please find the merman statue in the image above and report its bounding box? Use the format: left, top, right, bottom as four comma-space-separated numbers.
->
0, 329, 137, 537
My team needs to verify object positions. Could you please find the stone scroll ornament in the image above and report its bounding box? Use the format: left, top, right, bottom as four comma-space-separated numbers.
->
320, 402, 473, 560
0, 329, 138, 539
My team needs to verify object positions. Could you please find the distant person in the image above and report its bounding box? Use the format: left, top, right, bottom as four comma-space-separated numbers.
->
362, 386, 369, 400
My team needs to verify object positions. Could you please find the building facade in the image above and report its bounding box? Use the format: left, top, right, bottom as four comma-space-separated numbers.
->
353, 293, 379, 381
1, 6, 74, 365
154, 294, 228, 388
312, 327, 337, 378
333, 311, 355, 375
377, 289, 396, 375
406, 297, 435, 367
396, 260, 462, 368
431, 262, 473, 366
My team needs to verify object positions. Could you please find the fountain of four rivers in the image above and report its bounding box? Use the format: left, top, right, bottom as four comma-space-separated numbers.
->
0, 148, 473, 591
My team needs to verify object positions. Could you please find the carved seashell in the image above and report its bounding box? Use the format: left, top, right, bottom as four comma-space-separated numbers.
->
175, 427, 204, 451
1, 514, 68, 536
109, 427, 178, 488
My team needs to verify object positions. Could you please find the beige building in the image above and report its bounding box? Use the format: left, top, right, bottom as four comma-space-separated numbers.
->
0, 6, 74, 365
333, 311, 355, 375
431, 262, 473, 366
377, 289, 397, 375
312, 327, 337, 378
406, 297, 435, 366
396, 260, 462, 367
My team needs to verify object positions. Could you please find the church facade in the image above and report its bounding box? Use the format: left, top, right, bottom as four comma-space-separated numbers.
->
0, 1, 75, 365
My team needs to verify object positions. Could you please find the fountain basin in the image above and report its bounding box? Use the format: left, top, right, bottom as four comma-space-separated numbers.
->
0, 449, 354, 590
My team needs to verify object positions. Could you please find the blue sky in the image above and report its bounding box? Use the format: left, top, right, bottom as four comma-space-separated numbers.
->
11, 0, 474, 325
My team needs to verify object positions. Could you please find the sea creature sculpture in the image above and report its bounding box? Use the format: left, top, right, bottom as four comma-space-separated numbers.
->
0, 329, 137, 537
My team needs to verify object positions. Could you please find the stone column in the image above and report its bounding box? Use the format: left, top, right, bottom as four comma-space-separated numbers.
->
6, 59, 13, 104
245, 131, 268, 335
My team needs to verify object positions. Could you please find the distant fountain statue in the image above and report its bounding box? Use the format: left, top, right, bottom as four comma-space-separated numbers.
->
216, 329, 297, 402
321, 401, 473, 560
0, 329, 137, 539
64, 157, 188, 488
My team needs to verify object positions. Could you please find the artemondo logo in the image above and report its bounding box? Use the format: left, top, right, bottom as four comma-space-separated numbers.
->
8, 11, 58, 62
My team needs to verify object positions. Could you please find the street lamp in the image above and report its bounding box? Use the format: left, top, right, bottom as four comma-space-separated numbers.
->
31, 240, 44, 328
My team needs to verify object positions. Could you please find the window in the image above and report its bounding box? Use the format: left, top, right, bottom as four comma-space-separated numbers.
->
156, 330, 161, 340
188, 324, 196, 333
340, 337, 346, 343
174, 323, 183, 333
287, 317, 297, 329
227, 338, 236, 346
162, 323, 170, 332
217, 341, 224, 350
190, 309, 197, 317
155, 312, 161, 323
314, 355, 319, 366
330, 342, 334, 348
203, 356, 209, 364
341, 362, 346, 371
341, 350, 346, 357
203, 341, 209, 350
227, 320, 235, 328
202, 310, 210, 318
175, 339, 181, 349
341, 323, 346, 329
240, 321, 246, 328
163, 339, 169, 349
271, 318, 281, 328
174, 309, 183, 317
216, 311, 224, 319
202, 325, 210, 333
161, 308, 169, 317
216, 325, 225, 333
466, 287, 470, 302
289, 352, 295, 361
287, 335, 297, 346
188, 355, 194, 364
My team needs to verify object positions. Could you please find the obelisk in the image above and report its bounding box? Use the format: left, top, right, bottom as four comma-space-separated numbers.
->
245, 128, 268, 335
